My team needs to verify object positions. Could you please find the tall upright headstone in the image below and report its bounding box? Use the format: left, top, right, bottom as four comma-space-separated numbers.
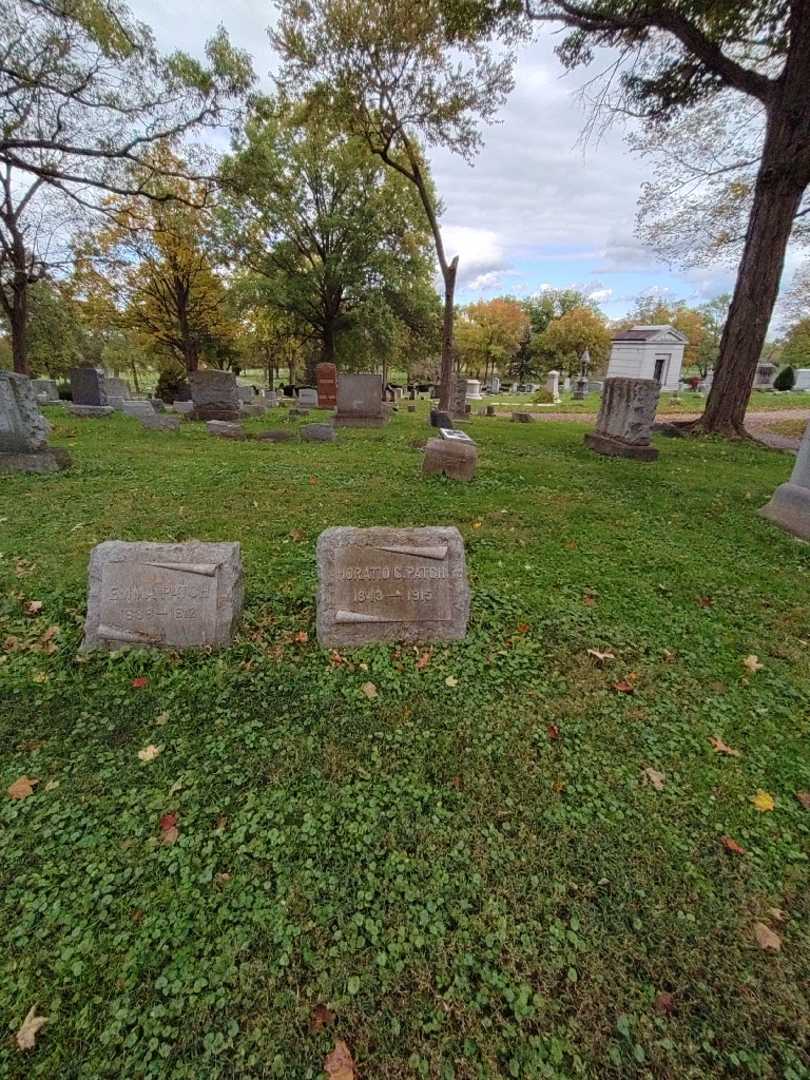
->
32, 378, 60, 403
70, 367, 108, 406
82, 541, 243, 650
334, 374, 385, 427
760, 420, 810, 538
490, 375, 501, 394
316, 526, 469, 646
584, 377, 660, 461
0, 372, 71, 474
316, 363, 338, 407
545, 370, 560, 403
465, 379, 483, 400
451, 378, 467, 421
189, 370, 240, 422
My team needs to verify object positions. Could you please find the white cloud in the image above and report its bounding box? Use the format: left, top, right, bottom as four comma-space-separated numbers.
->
441, 225, 511, 289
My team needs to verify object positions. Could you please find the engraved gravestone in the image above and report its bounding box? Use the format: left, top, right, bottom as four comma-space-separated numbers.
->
82, 541, 243, 650
0, 371, 71, 474
316, 526, 469, 646
189, 370, 240, 421
70, 367, 108, 406
584, 377, 660, 461
334, 374, 385, 427
316, 362, 338, 407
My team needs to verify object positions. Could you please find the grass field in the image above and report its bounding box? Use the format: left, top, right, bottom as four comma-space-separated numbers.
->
1, 403, 809, 1079
478, 390, 810, 414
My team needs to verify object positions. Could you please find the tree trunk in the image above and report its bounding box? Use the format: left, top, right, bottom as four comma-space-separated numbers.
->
10, 274, 28, 375
438, 257, 458, 412
693, 40, 810, 436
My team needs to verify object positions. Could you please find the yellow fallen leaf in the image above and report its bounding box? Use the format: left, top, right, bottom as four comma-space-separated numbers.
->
471, 521, 482, 529
642, 767, 665, 791
743, 654, 764, 674
753, 921, 781, 952
360, 681, 377, 699
752, 789, 775, 812
445, 675, 458, 688
325, 1039, 356, 1080
8, 776, 39, 800
138, 744, 162, 763
32, 672, 48, 684
16, 1004, 48, 1050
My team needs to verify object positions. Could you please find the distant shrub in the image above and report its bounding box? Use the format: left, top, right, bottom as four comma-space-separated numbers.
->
773, 365, 795, 391
531, 389, 554, 404
155, 367, 190, 402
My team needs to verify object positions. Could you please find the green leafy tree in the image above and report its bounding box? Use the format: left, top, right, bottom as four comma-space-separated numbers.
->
273, 0, 517, 410
456, 297, 529, 382
782, 319, 810, 370
537, 305, 610, 375
520, 1, 810, 437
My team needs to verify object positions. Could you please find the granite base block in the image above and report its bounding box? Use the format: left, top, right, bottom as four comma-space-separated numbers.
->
584, 432, 658, 461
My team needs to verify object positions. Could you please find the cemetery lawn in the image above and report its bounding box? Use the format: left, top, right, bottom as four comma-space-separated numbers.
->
2, 406, 810, 1080
482, 390, 810, 414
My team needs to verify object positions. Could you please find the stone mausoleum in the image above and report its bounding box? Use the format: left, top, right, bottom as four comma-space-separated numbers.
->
606, 325, 687, 393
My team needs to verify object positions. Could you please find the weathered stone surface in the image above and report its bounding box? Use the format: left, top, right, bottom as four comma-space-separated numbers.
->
760, 420, 810, 538
316, 362, 338, 407
82, 540, 243, 651
451, 379, 467, 420
423, 437, 477, 481
262, 390, 279, 406
68, 404, 115, 418
298, 387, 319, 408
0, 448, 71, 474
465, 379, 483, 400
316, 526, 469, 646
70, 367, 108, 406
173, 400, 194, 415
438, 427, 475, 445
301, 423, 336, 442
106, 377, 131, 400
189, 370, 240, 421
107, 395, 125, 412
334, 374, 384, 427
584, 377, 660, 461
32, 378, 60, 401
255, 428, 294, 442
240, 403, 266, 418
0, 372, 50, 452
237, 385, 255, 403
429, 408, 452, 428
206, 420, 246, 440
140, 415, 181, 432
122, 400, 156, 419
511, 412, 535, 423
149, 398, 167, 413
485, 405, 496, 417
545, 370, 561, 403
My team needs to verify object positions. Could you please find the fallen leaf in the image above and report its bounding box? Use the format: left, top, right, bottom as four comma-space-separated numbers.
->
155, 711, 170, 726
565, 540, 577, 551
137, 744, 161, 763
44, 780, 59, 792
471, 520, 482, 529
587, 648, 615, 664
294, 630, 308, 644
796, 791, 810, 810
415, 650, 431, 670
130, 677, 149, 689
328, 650, 345, 667
32, 671, 48, 684
752, 789, 775, 813
696, 596, 713, 608
643, 767, 665, 791
24, 600, 43, 616
515, 622, 530, 635
159, 812, 179, 844
16, 1005, 48, 1050
310, 1003, 336, 1033
308, 476, 318, 485
768, 907, 787, 923
743, 654, 764, 674
613, 672, 638, 694
753, 921, 781, 952
720, 835, 745, 854
289, 528, 306, 542
325, 1039, 356, 1080
709, 735, 741, 758
8, 776, 39, 800
583, 594, 596, 607
547, 723, 560, 741
214, 872, 232, 884
445, 675, 458, 688
360, 681, 377, 699
653, 992, 674, 1016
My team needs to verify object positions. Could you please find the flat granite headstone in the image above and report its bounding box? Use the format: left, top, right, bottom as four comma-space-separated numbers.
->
122, 400, 156, 419
301, 423, 336, 442
316, 362, 338, 408
68, 404, 115, 418
298, 387, 319, 408
760, 419, 810, 538
82, 540, 243, 651
316, 526, 469, 646
206, 420, 246, 440
0, 372, 71, 474
334, 374, 385, 427
584, 377, 660, 462
423, 438, 477, 481
438, 427, 475, 445
189, 370, 240, 422
140, 415, 181, 432
70, 367, 108, 406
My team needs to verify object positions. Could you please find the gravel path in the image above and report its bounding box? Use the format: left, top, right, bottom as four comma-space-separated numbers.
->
491, 408, 810, 452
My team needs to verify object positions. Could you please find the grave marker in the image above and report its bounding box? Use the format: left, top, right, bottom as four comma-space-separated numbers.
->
189, 370, 240, 421
316, 362, 338, 407
760, 420, 810, 538
334, 374, 385, 427
584, 377, 660, 461
0, 372, 71, 474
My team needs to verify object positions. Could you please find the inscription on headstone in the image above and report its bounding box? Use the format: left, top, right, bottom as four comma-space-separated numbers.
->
316, 526, 469, 646
316, 362, 338, 408
83, 541, 243, 651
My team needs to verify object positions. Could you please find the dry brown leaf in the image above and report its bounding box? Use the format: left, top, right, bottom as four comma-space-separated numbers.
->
796, 791, 810, 810
360, 681, 377, 699
294, 630, 309, 644
653, 991, 674, 1015
743, 654, 764, 674
753, 921, 781, 952
310, 1003, 336, 1033
587, 648, 615, 664
16, 1004, 48, 1050
137, 744, 161, 763
583, 594, 596, 607
24, 600, 43, 616
547, 723, 560, 741
696, 596, 713, 608
613, 672, 638, 694
768, 907, 787, 923
8, 776, 39, 800
289, 528, 306, 542
328, 650, 345, 667
709, 735, 741, 758
325, 1039, 356, 1080
159, 812, 179, 845
643, 767, 665, 791
415, 650, 431, 670
720, 835, 745, 855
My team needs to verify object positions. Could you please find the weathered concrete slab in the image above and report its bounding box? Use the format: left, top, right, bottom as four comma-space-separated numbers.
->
82, 540, 243, 651
316, 526, 469, 647
206, 420, 246, 440
301, 423, 336, 442
423, 437, 477, 481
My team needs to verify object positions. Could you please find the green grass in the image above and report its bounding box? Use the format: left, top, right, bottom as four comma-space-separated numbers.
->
478, 390, 810, 414
1, 403, 809, 1079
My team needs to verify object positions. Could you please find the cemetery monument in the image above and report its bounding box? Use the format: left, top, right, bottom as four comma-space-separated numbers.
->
760, 420, 810, 539
0, 372, 71, 474
584, 377, 660, 461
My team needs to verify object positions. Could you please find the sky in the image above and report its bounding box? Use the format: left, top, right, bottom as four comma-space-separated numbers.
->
131, 0, 797, 323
